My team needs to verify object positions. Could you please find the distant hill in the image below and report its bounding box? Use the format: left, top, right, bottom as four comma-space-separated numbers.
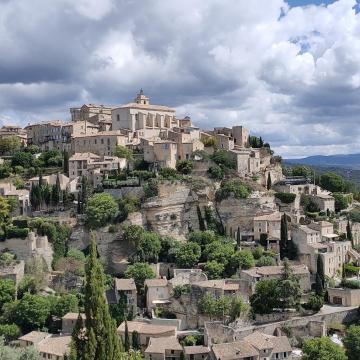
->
285, 153, 360, 170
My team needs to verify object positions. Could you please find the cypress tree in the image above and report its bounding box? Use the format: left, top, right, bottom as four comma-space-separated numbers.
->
77, 192, 82, 214
131, 330, 140, 350
347, 218, 353, 246
38, 172, 43, 188
316, 255, 325, 290
124, 319, 130, 352
259, 136, 264, 148
280, 213, 288, 259
82, 234, 123, 360
267, 173, 272, 190
63, 150, 69, 176
237, 227, 241, 250
70, 314, 86, 360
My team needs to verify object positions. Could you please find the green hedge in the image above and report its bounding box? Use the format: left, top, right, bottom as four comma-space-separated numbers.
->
274, 192, 296, 204
6, 226, 29, 239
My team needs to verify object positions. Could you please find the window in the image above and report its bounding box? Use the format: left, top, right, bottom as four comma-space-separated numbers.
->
117, 114, 120, 121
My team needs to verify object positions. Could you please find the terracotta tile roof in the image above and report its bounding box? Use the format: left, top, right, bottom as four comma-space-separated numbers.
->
184, 346, 210, 355
243, 331, 292, 354
242, 265, 309, 277
72, 130, 124, 138
212, 340, 258, 360
144, 278, 168, 287
69, 152, 100, 161
113, 102, 175, 112
19, 331, 50, 344
62, 312, 86, 320
115, 278, 137, 291
192, 280, 225, 289
223, 283, 240, 291
254, 212, 282, 221
145, 336, 182, 354
37, 335, 71, 357
118, 321, 176, 336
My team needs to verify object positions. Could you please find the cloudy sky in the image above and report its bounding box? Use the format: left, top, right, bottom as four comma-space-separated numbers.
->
0, 0, 360, 158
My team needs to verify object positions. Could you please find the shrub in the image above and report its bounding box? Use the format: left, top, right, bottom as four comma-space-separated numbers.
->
85, 193, 118, 228
211, 150, 236, 169
274, 192, 296, 204
208, 165, 224, 180
0, 323, 21, 342
159, 167, 179, 179
176, 160, 193, 175
108, 224, 117, 233
144, 179, 159, 198
215, 179, 251, 201
341, 279, 360, 289
5, 226, 29, 239
303, 293, 324, 312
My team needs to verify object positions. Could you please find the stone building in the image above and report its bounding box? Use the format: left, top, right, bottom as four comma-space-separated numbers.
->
253, 211, 281, 242
70, 103, 112, 123
228, 148, 260, 177
0, 232, 53, 270
62, 312, 86, 334
0, 181, 30, 215
0, 259, 24, 287
0, 125, 27, 146
213, 126, 249, 148
68, 152, 126, 186
145, 278, 170, 311
327, 287, 360, 307
19, 331, 70, 360
114, 278, 137, 315
144, 336, 183, 360
70, 130, 126, 157
240, 265, 311, 293
184, 346, 210, 360
118, 321, 177, 347
211, 331, 292, 360
112, 90, 178, 139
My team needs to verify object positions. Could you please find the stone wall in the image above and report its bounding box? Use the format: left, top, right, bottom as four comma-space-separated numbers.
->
105, 187, 144, 200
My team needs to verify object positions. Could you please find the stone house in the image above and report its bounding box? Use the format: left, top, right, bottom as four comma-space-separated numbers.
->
211, 331, 292, 360
118, 321, 177, 347
145, 278, 171, 311
70, 103, 112, 123
0, 259, 24, 287
0, 232, 53, 270
144, 336, 183, 360
0, 181, 30, 215
19, 331, 71, 360
191, 279, 243, 299
320, 241, 352, 277
143, 140, 178, 169
308, 221, 338, 241
112, 91, 178, 139
253, 212, 281, 242
0, 125, 27, 146
240, 265, 311, 293
184, 346, 210, 360
71, 130, 127, 157
213, 126, 249, 148
327, 287, 360, 306
62, 312, 86, 334
312, 193, 335, 213
114, 278, 137, 315
68, 152, 126, 186
228, 148, 260, 177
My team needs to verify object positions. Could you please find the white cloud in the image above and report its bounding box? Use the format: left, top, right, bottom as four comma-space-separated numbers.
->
0, 0, 360, 158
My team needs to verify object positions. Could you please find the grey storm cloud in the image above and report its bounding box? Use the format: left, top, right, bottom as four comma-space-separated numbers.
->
0, 0, 360, 157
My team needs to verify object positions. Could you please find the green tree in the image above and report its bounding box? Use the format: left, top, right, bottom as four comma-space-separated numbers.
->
280, 213, 288, 259
250, 279, 279, 314
115, 145, 133, 161
229, 297, 247, 322
320, 172, 345, 193
11, 151, 33, 168
81, 234, 122, 360
0, 279, 15, 310
211, 150, 236, 169
343, 325, 360, 360
215, 179, 251, 201
208, 165, 224, 180
276, 259, 301, 309
50, 294, 79, 318
256, 255, 276, 267
316, 255, 325, 295
347, 218, 353, 245
125, 263, 155, 292
14, 293, 51, 332
0, 324, 20, 343
63, 150, 69, 176
302, 337, 347, 360
204, 241, 235, 266
175, 242, 201, 268
124, 320, 130, 352
333, 193, 348, 212
85, 193, 118, 228
204, 261, 224, 279
267, 173, 272, 190
136, 232, 161, 263
132, 330, 140, 350
176, 160, 193, 174
198, 293, 217, 319
122, 225, 144, 247
231, 249, 255, 270
70, 313, 86, 360
0, 136, 21, 155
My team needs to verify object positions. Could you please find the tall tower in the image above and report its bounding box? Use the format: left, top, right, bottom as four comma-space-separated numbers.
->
134, 89, 150, 105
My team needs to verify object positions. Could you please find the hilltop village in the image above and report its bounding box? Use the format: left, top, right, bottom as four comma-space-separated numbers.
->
0, 91, 360, 359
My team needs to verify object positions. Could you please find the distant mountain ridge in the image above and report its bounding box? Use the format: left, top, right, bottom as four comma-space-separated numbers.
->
285, 153, 360, 170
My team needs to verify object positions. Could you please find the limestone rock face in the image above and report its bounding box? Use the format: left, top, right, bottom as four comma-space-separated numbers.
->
217, 194, 276, 237
69, 226, 134, 274
142, 182, 201, 240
